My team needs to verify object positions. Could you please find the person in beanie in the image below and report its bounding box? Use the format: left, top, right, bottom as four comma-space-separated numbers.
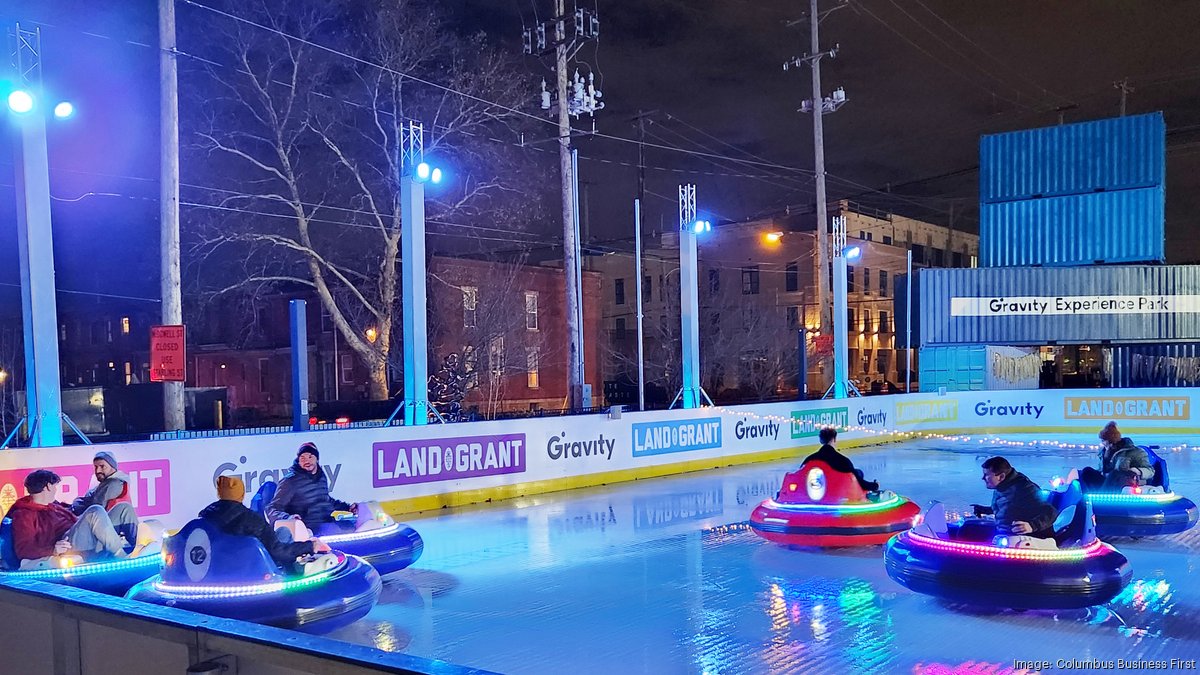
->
71, 451, 133, 516
266, 442, 355, 528
9, 469, 137, 567
200, 475, 328, 572
1080, 422, 1154, 490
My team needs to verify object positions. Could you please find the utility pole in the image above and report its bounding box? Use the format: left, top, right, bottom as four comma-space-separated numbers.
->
1114, 78, 1134, 117
554, 0, 584, 411
160, 0, 185, 431
632, 109, 655, 411
786, 0, 847, 394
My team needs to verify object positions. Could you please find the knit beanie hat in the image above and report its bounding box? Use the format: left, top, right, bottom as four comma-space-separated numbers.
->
297, 442, 319, 460
216, 475, 246, 502
93, 451, 119, 471
1099, 421, 1122, 444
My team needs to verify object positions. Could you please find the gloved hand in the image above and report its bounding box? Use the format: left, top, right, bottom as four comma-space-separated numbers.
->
971, 504, 993, 518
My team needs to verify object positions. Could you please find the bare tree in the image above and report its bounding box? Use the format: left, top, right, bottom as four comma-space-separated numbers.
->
182, 0, 544, 400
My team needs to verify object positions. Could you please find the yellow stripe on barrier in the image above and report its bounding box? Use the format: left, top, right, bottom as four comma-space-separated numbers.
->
380, 434, 902, 516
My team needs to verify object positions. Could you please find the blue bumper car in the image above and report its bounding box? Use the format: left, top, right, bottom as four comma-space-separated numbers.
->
252, 481, 423, 576
0, 517, 164, 596
884, 482, 1131, 609
126, 519, 381, 633
1057, 447, 1198, 538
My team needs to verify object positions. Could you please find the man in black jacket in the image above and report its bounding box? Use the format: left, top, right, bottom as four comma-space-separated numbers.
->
266, 442, 355, 528
201, 476, 329, 571
801, 427, 879, 493
974, 456, 1058, 539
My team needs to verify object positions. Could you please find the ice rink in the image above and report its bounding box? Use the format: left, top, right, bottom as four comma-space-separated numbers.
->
330, 435, 1200, 674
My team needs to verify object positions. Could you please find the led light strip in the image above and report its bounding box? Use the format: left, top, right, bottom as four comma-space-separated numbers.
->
319, 521, 403, 544
1085, 492, 1182, 504
762, 494, 906, 513
151, 556, 344, 599
3, 554, 163, 580
905, 530, 1107, 561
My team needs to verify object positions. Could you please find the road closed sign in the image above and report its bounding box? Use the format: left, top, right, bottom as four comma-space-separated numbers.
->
150, 325, 186, 382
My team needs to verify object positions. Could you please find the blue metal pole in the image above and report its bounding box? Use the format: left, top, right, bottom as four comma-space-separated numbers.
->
12, 91, 65, 447
290, 299, 309, 431
678, 225, 702, 408
400, 175, 429, 425
833, 254, 849, 399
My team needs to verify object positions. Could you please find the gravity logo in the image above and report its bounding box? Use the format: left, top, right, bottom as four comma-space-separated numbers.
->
734, 418, 780, 441
974, 400, 1043, 419
212, 455, 342, 495
856, 408, 888, 427
546, 432, 615, 460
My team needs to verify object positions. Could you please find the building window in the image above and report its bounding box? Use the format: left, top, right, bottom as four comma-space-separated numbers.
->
124, 362, 132, 386
489, 336, 505, 379
866, 232, 873, 241
106, 321, 114, 343
615, 317, 627, 339
320, 311, 333, 333
970, 254, 978, 268
785, 262, 798, 292
864, 309, 873, 333
932, 247, 945, 267
847, 266, 855, 293
859, 231, 866, 239
526, 349, 540, 389
121, 316, 130, 335
863, 268, 871, 295
787, 306, 800, 329
525, 291, 539, 331
742, 307, 754, 330
615, 278, 626, 305
876, 349, 891, 375
879, 270, 888, 297
911, 244, 926, 264
340, 354, 354, 384
862, 349, 872, 374
741, 266, 760, 295
708, 269, 720, 295
463, 345, 480, 389
952, 251, 964, 268
659, 274, 665, 302
883, 235, 893, 245
880, 310, 890, 333
643, 275, 652, 299
462, 286, 478, 328
258, 358, 270, 394
905, 230, 912, 246
847, 308, 855, 328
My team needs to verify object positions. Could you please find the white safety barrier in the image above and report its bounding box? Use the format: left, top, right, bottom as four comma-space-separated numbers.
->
0, 388, 1195, 528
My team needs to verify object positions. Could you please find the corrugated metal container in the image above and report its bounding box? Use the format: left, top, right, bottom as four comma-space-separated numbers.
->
919, 345, 985, 391
919, 265, 1200, 346
981, 186, 1164, 267
980, 112, 1165, 203
1109, 343, 1200, 388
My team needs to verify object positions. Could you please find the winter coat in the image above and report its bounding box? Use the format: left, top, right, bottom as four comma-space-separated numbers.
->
265, 460, 350, 526
802, 444, 857, 475
199, 499, 315, 570
992, 471, 1057, 534
1101, 438, 1155, 481
71, 472, 132, 515
9, 496, 77, 561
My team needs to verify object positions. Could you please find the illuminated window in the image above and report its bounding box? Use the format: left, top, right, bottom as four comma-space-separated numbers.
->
526, 349, 540, 389
463, 287, 478, 328
121, 316, 130, 335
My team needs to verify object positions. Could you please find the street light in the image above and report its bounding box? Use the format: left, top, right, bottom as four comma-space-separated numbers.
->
7, 90, 34, 114
53, 101, 74, 119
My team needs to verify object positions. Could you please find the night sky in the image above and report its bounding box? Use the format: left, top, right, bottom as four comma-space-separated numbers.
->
3, 0, 1200, 315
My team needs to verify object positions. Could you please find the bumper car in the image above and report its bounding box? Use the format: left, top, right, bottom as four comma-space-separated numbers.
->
252, 481, 423, 576
0, 517, 164, 596
1055, 447, 1198, 538
126, 519, 381, 634
884, 481, 1132, 609
749, 461, 921, 547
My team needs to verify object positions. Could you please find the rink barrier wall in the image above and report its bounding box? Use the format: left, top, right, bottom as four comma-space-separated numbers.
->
0, 388, 1196, 527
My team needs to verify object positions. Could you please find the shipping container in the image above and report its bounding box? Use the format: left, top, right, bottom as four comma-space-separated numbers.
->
1109, 343, 1200, 388
980, 112, 1165, 204
981, 186, 1164, 267
919, 345, 985, 392
919, 265, 1200, 346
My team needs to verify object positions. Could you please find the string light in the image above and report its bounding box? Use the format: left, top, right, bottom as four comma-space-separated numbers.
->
899, 531, 1111, 562
146, 553, 346, 599
2, 553, 163, 582
759, 494, 906, 513
319, 521, 403, 545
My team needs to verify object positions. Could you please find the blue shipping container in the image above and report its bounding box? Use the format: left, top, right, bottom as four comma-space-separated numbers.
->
918, 345, 985, 392
980, 112, 1165, 204
1109, 343, 1200, 388
919, 265, 1200, 346
980, 186, 1164, 267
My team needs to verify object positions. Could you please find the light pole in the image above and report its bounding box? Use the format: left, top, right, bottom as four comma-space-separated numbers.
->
386, 122, 445, 427
5, 24, 83, 447
827, 215, 860, 399
672, 184, 713, 409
